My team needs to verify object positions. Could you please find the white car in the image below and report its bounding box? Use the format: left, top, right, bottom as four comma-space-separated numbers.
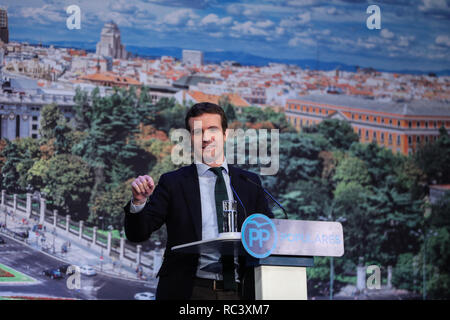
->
79, 265, 97, 276
134, 292, 155, 300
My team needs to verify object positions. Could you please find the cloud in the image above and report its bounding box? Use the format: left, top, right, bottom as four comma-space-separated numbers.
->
380, 28, 395, 39
288, 36, 316, 47
419, 0, 450, 18
226, 3, 262, 17
284, 0, 325, 7
231, 21, 270, 37
280, 12, 311, 28
144, 0, 213, 9
20, 4, 65, 25
255, 20, 274, 28
436, 35, 450, 47
200, 13, 232, 26
162, 8, 199, 26
397, 35, 415, 47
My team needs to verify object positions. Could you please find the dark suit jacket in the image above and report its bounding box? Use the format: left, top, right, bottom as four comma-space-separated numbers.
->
123, 163, 273, 300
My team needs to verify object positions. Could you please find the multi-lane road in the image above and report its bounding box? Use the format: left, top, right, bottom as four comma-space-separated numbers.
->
0, 235, 156, 300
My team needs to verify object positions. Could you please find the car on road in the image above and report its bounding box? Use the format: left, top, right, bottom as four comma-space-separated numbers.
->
134, 292, 155, 300
79, 265, 97, 276
42, 268, 64, 279
56, 264, 75, 276
0, 236, 5, 244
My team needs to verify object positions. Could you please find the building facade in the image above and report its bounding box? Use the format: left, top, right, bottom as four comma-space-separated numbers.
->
0, 91, 75, 140
286, 94, 450, 155
0, 7, 8, 44
96, 21, 128, 60
182, 50, 204, 67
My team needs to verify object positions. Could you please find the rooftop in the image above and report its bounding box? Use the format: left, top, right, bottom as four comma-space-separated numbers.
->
289, 94, 450, 117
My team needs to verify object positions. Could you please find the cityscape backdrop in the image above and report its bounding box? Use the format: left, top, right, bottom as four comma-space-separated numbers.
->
0, 0, 449, 300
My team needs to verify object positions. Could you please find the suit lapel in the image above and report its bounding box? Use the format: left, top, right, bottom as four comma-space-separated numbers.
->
180, 164, 202, 241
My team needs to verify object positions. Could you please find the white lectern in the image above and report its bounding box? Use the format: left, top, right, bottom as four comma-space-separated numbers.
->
172, 217, 344, 300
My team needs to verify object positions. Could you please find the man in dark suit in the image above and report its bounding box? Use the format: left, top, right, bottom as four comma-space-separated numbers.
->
124, 102, 273, 300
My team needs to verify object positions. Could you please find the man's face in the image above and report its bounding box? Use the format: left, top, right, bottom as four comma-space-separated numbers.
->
189, 113, 227, 167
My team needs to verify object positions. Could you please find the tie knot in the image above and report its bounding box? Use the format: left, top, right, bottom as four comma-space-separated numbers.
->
209, 167, 224, 176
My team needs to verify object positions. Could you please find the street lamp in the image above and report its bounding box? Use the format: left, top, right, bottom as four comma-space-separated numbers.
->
99, 216, 104, 271
52, 227, 57, 254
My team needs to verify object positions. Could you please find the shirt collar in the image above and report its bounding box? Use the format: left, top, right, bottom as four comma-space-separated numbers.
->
195, 158, 229, 177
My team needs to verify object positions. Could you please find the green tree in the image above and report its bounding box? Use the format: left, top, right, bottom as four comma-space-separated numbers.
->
89, 180, 132, 229
0, 140, 21, 192
305, 119, 359, 150
14, 138, 41, 190
42, 154, 94, 220
153, 98, 186, 134
414, 127, 450, 185
137, 86, 159, 126
219, 95, 237, 122
39, 104, 65, 140
73, 87, 95, 131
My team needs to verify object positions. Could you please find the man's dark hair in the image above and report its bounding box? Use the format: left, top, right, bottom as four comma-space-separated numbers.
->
185, 102, 228, 133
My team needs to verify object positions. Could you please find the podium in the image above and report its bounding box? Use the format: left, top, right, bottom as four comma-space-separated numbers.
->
172, 215, 344, 300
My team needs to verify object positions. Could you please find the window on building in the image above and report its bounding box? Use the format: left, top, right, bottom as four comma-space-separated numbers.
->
358, 114, 362, 120
434, 121, 437, 128
32, 124, 38, 130
374, 116, 377, 122
397, 120, 401, 127
381, 132, 385, 142
32, 134, 38, 139
388, 134, 392, 144
408, 136, 412, 145
352, 114, 354, 120
326, 110, 329, 115
425, 136, 429, 143
425, 121, 428, 129
408, 121, 412, 128
416, 136, 420, 143
417, 121, 420, 128
16, 115, 20, 138
373, 131, 377, 140
365, 130, 369, 139
389, 119, 392, 125
397, 135, 401, 146
32, 116, 38, 121
358, 128, 361, 137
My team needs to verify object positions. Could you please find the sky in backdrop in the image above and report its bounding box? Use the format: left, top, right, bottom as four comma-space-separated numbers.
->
2, 0, 450, 72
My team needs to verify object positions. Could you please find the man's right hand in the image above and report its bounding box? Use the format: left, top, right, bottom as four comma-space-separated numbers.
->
131, 175, 155, 205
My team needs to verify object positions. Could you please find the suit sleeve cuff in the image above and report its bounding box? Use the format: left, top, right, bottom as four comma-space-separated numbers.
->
129, 197, 147, 213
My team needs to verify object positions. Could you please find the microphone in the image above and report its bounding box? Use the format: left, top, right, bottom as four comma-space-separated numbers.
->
229, 179, 248, 219
239, 173, 289, 219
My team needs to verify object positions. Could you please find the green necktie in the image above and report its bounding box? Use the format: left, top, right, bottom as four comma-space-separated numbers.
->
209, 166, 228, 233
209, 167, 237, 291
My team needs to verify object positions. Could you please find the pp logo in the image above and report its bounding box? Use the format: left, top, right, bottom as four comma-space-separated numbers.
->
241, 214, 277, 258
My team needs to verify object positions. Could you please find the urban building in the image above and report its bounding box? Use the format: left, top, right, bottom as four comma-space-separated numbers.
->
0, 87, 75, 140
286, 94, 450, 155
182, 50, 204, 67
175, 90, 250, 111
0, 7, 8, 44
95, 21, 128, 59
